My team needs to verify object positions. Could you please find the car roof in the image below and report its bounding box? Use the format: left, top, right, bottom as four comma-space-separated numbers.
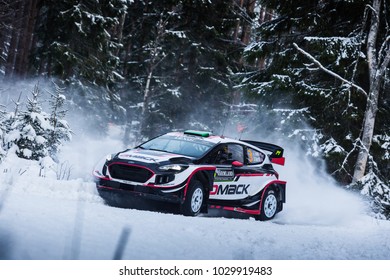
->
159, 131, 284, 162
166, 131, 255, 147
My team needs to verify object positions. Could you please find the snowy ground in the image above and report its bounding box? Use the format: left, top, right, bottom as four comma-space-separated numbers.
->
1, 130, 390, 260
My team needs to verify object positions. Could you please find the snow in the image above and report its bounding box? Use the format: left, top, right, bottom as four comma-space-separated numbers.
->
168, 87, 182, 98
320, 138, 346, 155
1, 131, 390, 260
21, 148, 32, 158
166, 30, 187, 39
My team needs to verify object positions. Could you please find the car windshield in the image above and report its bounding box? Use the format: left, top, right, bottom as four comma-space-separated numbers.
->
139, 134, 215, 158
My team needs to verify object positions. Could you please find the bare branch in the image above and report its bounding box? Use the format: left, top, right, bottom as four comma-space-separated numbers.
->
379, 36, 390, 74
293, 43, 368, 96
378, 35, 390, 58
331, 147, 355, 179
380, 50, 390, 74
365, 4, 378, 17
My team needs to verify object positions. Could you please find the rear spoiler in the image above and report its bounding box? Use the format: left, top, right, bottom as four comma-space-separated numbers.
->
241, 140, 285, 166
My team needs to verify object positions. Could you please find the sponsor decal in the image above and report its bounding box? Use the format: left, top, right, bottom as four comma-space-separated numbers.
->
214, 168, 234, 181
119, 153, 157, 162
211, 184, 250, 195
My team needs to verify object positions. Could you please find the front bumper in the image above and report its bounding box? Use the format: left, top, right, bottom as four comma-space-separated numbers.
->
96, 178, 185, 204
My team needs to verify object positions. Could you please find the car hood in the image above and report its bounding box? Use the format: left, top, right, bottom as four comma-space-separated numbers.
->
115, 148, 194, 164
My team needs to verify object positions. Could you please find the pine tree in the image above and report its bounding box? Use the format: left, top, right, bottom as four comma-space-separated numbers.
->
4, 85, 50, 160
2, 84, 72, 162
47, 83, 72, 160
30, 0, 128, 127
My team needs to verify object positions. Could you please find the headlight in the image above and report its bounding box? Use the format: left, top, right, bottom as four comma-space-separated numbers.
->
158, 164, 188, 172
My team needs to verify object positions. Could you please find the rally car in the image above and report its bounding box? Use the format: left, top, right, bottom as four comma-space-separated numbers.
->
93, 130, 286, 220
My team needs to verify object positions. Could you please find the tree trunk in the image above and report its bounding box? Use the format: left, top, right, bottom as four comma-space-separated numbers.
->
5, 0, 23, 77
138, 18, 167, 138
142, 70, 153, 117
139, 68, 153, 137
233, 0, 244, 42
352, 84, 380, 182
14, 0, 39, 77
0, 1, 12, 64
38, 1, 53, 76
352, 0, 389, 182
240, 0, 256, 45
257, 6, 273, 69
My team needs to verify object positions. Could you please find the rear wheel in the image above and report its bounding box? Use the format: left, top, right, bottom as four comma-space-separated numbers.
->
181, 180, 204, 216
257, 187, 278, 221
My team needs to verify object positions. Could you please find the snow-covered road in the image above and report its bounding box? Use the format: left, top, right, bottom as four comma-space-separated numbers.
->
1, 141, 390, 260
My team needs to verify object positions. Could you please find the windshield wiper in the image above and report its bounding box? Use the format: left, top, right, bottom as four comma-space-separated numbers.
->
147, 148, 168, 153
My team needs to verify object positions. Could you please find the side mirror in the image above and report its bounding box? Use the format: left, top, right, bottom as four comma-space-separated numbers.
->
232, 161, 244, 167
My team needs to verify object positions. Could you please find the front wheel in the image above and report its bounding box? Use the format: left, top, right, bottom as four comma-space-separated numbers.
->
181, 180, 205, 216
257, 187, 278, 221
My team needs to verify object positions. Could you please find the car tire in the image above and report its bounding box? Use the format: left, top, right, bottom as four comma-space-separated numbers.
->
181, 179, 204, 216
257, 187, 279, 221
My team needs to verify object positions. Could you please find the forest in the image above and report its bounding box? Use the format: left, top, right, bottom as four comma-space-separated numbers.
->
0, 0, 389, 219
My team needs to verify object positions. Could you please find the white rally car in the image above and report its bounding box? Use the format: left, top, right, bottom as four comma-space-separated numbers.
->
93, 130, 286, 220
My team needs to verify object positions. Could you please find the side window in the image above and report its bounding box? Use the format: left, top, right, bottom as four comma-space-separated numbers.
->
246, 147, 265, 165
207, 144, 244, 164
228, 144, 244, 163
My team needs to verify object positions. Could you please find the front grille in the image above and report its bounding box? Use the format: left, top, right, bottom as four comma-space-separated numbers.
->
108, 163, 153, 183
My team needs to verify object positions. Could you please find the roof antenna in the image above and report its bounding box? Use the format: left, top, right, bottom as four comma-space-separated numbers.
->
236, 123, 247, 140
221, 102, 232, 137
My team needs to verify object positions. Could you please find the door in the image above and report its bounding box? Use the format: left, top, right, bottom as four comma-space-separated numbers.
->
208, 144, 248, 200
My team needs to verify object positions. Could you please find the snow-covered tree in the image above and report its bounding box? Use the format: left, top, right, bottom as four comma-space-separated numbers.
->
119, 0, 245, 139
29, 0, 129, 130
2, 84, 71, 162
46, 83, 72, 160
2, 0, 255, 141
351, 0, 390, 183
241, 0, 390, 218
293, 0, 390, 218
3, 85, 50, 160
